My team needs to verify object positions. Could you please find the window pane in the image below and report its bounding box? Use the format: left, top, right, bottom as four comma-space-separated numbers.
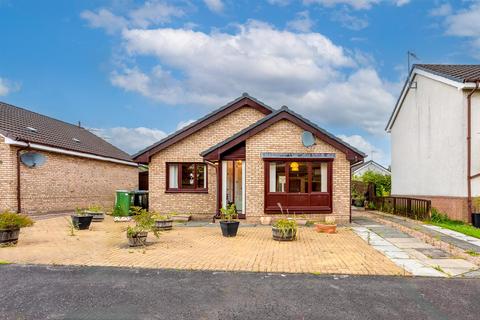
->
168, 164, 178, 189
288, 162, 308, 193
196, 164, 206, 189
312, 162, 328, 192
181, 163, 195, 189
269, 162, 286, 192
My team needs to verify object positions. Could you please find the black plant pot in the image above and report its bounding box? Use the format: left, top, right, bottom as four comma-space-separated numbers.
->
472, 213, 480, 228
0, 228, 20, 244
220, 221, 240, 237
71, 215, 93, 230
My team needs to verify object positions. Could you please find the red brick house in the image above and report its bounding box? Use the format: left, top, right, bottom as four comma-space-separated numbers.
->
134, 94, 365, 223
0, 101, 138, 214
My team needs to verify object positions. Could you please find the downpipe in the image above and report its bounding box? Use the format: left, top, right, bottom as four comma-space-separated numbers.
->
467, 81, 479, 221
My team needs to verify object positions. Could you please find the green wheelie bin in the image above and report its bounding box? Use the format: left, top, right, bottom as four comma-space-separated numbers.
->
115, 190, 133, 216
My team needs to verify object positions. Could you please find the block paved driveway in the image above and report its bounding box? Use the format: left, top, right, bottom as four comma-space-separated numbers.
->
0, 216, 403, 276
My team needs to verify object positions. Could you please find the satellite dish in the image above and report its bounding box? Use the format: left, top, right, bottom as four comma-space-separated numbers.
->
302, 131, 315, 147
20, 152, 46, 168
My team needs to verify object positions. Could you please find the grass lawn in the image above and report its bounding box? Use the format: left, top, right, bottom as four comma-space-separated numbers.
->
428, 220, 480, 239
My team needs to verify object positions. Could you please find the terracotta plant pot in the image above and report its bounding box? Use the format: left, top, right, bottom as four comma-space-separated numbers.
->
0, 228, 20, 245
315, 223, 337, 234
127, 231, 148, 247
260, 217, 272, 225
171, 214, 192, 222
272, 227, 297, 241
154, 219, 173, 231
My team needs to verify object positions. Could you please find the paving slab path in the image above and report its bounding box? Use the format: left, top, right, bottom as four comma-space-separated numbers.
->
352, 212, 479, 278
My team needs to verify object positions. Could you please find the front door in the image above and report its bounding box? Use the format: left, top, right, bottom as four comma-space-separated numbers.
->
222, 160, 246, 218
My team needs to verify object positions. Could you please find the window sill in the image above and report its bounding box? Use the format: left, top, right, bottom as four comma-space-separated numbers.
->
165, 190, 208, 194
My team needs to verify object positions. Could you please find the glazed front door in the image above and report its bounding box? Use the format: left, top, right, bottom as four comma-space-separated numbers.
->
221, 160, 246, 218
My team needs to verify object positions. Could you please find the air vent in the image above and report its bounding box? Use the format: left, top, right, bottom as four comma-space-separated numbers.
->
26, 126, 38, 133
72, 138, 80, 143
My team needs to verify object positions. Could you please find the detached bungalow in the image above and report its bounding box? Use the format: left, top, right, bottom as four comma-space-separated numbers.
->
0, 101, 138, 214
134, 94, 365, 223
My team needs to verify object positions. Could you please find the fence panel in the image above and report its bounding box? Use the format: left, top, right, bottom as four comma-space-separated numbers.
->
372, 196, 431, 221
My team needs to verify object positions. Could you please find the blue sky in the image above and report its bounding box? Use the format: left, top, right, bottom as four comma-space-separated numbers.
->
0, 0, 479, 165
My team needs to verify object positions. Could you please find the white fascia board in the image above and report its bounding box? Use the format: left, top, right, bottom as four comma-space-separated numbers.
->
4, 137, 138, 167
386, 68, 468, 132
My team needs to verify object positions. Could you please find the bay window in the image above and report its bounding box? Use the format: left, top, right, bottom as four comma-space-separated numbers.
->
265, 159, 332, 212
167, 162, 207, 192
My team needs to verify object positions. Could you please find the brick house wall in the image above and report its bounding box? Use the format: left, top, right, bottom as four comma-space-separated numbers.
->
0, 137, 138, 214
245, 120, 351, 223
149, 106, 266, 215
0, 137, 18, 211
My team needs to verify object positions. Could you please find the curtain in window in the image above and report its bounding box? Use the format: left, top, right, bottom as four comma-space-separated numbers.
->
169, 164, 178, 189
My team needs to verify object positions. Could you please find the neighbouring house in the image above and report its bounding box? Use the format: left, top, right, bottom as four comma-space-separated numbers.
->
352, 160, 390, 178
0, 101, 138, 214
133, 93, 365, 223
386, 64, 480, 222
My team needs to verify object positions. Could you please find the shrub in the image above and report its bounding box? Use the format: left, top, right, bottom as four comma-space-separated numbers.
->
430, 208, 450, 223
220, 204, 238, 222
356, 171, 391, 196
0, 211, 34, 230
127, 209, 159, 238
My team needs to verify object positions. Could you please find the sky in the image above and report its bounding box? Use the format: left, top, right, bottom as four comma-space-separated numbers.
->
1, 0, 479, 166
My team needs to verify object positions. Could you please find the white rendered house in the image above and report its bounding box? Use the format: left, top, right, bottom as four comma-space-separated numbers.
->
386, 64, 480, 222
352, 160, 390, 178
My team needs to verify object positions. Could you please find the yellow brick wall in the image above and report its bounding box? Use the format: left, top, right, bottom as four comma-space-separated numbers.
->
0, 137, 18, 211
149, 106, 266, 215
0, 138, 138, 214
245, 120, 351, 223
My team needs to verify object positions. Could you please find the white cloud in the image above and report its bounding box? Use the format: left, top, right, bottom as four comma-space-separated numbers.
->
331, 10, 369, 30
429, 3, 452, 17
80, 1, 184, 34
445, 4, 480, 37
267, 0, 291, 6
204, 0, 224, 13
337, 134, 387, 165
0, 77, 19, 96
91, 127, 167, 154
303, 0, 409, 10
80, 8, 128, 34
303, 0, 380, 10
287, 11, 315, 32
176, 119, 196, 130
113, 21, 395, 135
128, 1, 184, 28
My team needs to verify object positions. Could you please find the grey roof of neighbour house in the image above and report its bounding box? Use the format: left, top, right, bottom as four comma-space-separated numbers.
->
200, 105, 366, 158
415, 64, 480, 83
351, 160, 390, 175
0, 101, 134, 162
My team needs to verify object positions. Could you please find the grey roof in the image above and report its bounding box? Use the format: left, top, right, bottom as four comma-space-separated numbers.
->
201, 106, 366, 158
415, 64, 480, 83
132, 93, 273, 159
351, 160, 390, 173
0, 101, 133, 162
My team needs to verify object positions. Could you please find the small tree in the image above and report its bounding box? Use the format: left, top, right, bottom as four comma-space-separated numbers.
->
359, 171, 391, 196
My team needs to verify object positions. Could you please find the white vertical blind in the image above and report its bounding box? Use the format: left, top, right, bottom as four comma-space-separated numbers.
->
202, 164, 207, 188
169, 164, 178, 189
321, 162, 328, 192
269, 162, 276, 192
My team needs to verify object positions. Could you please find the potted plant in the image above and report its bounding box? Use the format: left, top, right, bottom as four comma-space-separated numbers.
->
152, 213, 174, 231
85, 205, 105, 222
315, 217, 337, 234
0, 211, 34, 245
219, 204, 240, 237
126, 209, 159, 247
71, 208, 93, 230
272, 219, 297, 241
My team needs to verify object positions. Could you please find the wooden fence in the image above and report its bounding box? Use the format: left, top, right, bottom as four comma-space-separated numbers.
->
372, 196, 431, 221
